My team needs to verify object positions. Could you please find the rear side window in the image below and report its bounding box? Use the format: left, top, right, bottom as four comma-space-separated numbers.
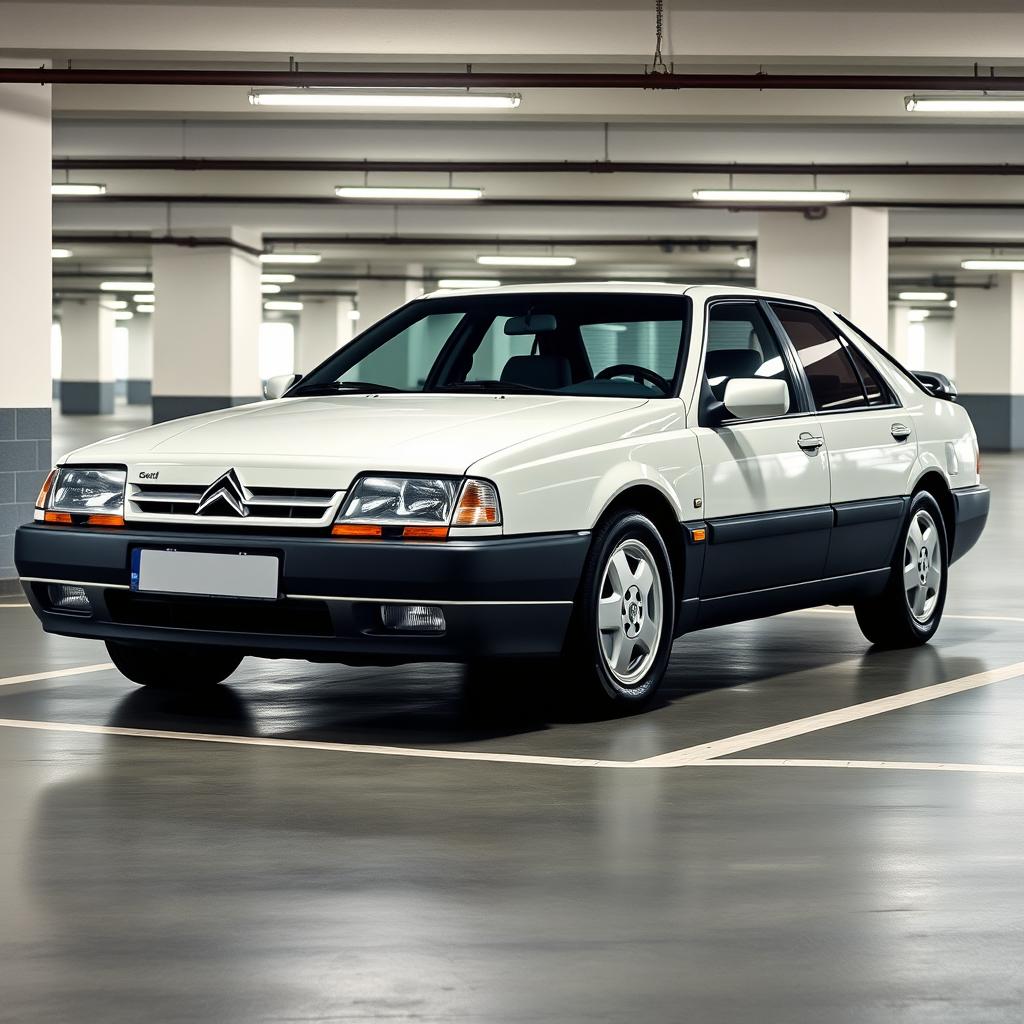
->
769, 303, 868, 411
843, 338, 892, 405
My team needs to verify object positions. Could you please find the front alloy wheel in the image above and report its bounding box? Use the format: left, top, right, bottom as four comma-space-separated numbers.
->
566, 511, 675, 708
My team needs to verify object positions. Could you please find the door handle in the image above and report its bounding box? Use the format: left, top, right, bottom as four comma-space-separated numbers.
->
797, 432, 824, 454
891, 422, 912, 442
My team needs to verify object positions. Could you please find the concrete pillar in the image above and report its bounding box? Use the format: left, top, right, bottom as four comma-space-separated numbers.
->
757, 207, 889, 347
0, 66, 52, 587
152, 230, 262, 424
126, 315, 153, 405
356, 268, 424, 384
59, 298, 116, 415
888, 305, 913, 365
954, 276, 1024, 450
922, 316, 956, 379
295, 296, 355, 374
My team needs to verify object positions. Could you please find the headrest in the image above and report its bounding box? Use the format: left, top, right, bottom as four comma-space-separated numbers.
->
706, 348, 763, 381
499, 354, 572, 390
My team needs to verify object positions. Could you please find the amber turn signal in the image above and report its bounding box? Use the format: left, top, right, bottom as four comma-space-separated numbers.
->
690, 527, 707, 543
453, 479, 500, 526
85, 514, 125, 527
402, 526, 449, 539
43, 511, 73, 524
35, 469, 57, 509
331, 523, 383, 537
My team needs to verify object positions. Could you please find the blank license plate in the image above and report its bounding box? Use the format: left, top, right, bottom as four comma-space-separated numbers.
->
131, 549, 279, 600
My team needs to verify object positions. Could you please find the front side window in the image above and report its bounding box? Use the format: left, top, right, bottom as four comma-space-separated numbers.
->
769, 303, 869, 411
704, 301, 798, 403
293, 293, 689, 398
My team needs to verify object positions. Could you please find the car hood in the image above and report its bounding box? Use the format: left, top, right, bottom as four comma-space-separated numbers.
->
69, 393, 649, 478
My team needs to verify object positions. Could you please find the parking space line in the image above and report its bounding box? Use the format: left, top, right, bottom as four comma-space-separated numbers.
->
0, 603, 29, 609
0, 663, 115, 688
0, 717, 628, 768
694, 758, 1024, 776
635, 661, 1024, 767
798, 607, 1024, 625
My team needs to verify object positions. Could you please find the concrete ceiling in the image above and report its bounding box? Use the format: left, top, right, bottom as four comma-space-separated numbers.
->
6, 0, 1024, 298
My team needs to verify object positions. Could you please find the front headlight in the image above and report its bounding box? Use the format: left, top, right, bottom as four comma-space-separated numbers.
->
42, 466, 127, 521
333, 475, 501, 538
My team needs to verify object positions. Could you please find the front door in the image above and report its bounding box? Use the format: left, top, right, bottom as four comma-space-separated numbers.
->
694, 299, 832, 600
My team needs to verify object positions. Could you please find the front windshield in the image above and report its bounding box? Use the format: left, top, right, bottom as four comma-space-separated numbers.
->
293, 292, 689, 399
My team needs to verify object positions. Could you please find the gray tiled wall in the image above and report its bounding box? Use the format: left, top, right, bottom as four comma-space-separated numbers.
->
0, 407, 51, 589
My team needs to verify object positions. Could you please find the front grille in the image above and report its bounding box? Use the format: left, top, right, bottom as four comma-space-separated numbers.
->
129, 482, 341, 525
105, 590, 334, 637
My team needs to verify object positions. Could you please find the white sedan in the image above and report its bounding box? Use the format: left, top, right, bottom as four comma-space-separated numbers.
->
17, 284, 989, 709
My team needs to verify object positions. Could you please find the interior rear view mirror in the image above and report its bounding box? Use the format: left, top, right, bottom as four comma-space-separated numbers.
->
913, 370, 958, 401
263, 373, 301, 401
722, 378, 791, 420
505, 312, 557, 335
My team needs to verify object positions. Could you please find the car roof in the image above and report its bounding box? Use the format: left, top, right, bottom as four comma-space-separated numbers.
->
419, 280, 832, 309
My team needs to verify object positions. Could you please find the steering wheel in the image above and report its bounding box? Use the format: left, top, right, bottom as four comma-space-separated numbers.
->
595, 363, 672, 394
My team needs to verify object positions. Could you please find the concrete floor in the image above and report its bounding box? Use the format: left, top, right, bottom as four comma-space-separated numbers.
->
2, 402, 1023, 1023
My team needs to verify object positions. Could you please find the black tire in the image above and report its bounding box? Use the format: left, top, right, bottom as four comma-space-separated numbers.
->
854, 490, 948, 648
563, 511, 675, 709
105, 640, 243, 690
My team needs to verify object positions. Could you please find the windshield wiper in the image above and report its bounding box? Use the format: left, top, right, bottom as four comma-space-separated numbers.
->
292, 381, 404, 396
433, 380, 542, 394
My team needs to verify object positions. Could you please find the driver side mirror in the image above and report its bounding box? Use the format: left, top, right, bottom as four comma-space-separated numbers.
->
263, 373, 301, 401
722, 378, 790, 420
913, 370, 958, 401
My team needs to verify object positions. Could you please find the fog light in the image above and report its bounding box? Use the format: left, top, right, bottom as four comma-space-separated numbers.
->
47, 584, 91, 614
380, 603, 446, 633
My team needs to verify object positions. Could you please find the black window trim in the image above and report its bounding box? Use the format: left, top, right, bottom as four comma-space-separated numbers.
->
766, 299, 903, 417
833, 311, 916, 405
698, 295, 816, 427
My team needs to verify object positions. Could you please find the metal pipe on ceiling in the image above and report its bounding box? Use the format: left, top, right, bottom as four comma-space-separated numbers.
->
8, 67, 1024, 91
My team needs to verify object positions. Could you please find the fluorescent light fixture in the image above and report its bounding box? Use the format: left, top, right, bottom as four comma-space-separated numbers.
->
264, 300, 303, 311
476, 254, 577, 268
249, 89, 521, 111
897, 290, 948, 301
735, 255, 752, 269
961, 258, 1024, 270
260, 252, 321, 265
113, 311, 134, 321
437, 278, 501, 289
349, 310, 361, 321
261, 283, 281, 294
51, 183, 106, 196
336, 185, 483, 201
104, 299, 128, 310
51, 248, 73, 259
906, 94, 1024, 113
908, 309, 931, 322
260, 273, 295, 284
693, 188, 850, 203
594, 323, 628, 332
949, 299, 958, 308
132, 293, 155, 303
100, 280, 153, 291
137, 304, 155, 314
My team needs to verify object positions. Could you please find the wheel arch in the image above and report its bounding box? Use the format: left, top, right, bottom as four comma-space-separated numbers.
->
911, 469, 956, 554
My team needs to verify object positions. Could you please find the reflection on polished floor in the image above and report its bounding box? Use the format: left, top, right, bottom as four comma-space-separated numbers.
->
2, 402, 1023, 1022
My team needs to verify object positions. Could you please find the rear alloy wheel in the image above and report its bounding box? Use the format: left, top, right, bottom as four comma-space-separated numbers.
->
854, 490, 948, 648
106, 640, 243, 690
567, 512, 675, 708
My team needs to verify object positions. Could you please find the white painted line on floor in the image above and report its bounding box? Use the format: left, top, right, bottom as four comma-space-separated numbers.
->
0, 717, 627, 768
0, 663, 114, 688
0, 603, 29, 609
797, 607, 1024, 625
695, 758, 1024, 776
635, 660, 1024, 768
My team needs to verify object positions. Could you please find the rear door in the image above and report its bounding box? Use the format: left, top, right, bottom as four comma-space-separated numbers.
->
766, 302, 917, 577
694, 299, 832, 600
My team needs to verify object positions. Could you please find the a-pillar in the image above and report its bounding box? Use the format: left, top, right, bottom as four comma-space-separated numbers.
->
0, 65, 51, 589
152, 230, 262, 424
954, 276, 1024, 450
59, 298, 116, 414
295, 296, 355, 374
757, 207, 889, 346
126, 315, 153, 405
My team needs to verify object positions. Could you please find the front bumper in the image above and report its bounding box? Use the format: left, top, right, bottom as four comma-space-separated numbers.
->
951, 484, 990, 564
14, 524, 589, 662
